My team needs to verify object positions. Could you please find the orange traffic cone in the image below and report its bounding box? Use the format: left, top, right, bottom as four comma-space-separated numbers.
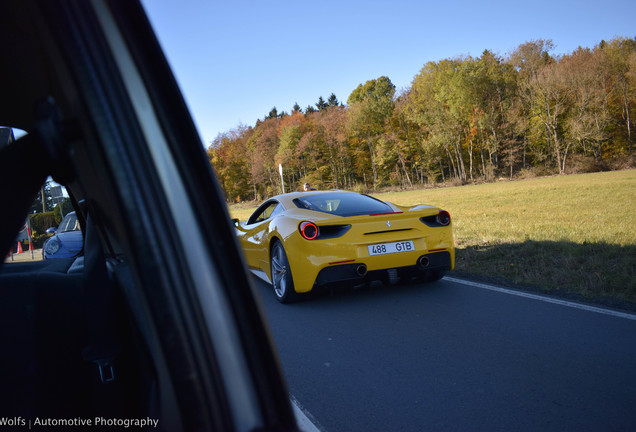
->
17, 241, 23, 254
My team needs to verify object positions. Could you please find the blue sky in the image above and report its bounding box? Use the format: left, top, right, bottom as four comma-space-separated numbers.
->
140, 0, 635, 146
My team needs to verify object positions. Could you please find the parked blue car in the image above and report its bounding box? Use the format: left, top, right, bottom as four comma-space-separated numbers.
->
43, 212, 83, 259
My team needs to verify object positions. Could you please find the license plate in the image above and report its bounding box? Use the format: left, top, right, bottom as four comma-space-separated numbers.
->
368, 240, 415, 256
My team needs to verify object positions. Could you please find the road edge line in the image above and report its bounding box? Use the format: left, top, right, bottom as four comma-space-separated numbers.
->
445, 276, 636, 321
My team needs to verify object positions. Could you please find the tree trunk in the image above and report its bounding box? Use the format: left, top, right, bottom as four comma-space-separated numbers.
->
446, 147, 457, 179
468, 137, 474, 182
623, 91, 632, 156
455, 134, 466, 182
398, 152, 413, 188
366, 133, 378, 189
554, 130, 564, 175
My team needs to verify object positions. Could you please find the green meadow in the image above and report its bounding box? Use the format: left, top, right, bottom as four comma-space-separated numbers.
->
229, 170, 636, 305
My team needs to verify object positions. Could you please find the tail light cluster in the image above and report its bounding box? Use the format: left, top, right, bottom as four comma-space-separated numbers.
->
420, 210, 451, 227
299, 221, 319, 240
299, 222, 351, 240
437, 210, 451, 226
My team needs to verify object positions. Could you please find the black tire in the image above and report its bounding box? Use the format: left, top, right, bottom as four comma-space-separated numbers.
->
270, 241, 299, 303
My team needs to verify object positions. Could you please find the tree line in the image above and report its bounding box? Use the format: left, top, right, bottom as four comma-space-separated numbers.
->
208, 37, 636, 202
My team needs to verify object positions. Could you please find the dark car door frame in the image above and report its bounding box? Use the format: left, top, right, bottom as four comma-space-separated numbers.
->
22, 0, 297, 430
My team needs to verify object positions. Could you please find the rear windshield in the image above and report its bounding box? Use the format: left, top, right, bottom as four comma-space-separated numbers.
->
293, 193, 393, 217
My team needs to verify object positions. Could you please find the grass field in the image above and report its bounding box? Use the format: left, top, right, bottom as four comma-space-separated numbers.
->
229, 170, 636, 305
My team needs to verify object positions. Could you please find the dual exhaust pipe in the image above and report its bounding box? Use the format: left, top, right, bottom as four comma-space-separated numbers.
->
355, 264, 367, 278
355, 255, 429, 277
417, 255, 430, 269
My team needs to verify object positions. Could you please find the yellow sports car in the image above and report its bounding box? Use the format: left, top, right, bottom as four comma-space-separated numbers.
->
234, 190, 454, 303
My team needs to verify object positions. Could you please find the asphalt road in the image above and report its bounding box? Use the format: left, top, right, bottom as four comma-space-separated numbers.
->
253, 275, 636, 432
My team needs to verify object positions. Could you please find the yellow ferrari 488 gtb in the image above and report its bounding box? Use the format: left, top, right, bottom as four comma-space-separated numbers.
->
234, 190, 455, 303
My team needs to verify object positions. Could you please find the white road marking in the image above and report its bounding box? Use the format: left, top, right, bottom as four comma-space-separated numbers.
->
291, 396, 322, 432
444, 276, 636, 321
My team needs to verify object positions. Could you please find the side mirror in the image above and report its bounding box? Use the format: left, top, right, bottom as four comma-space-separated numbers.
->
46, 227, 57, 234
231, 218, 240, 227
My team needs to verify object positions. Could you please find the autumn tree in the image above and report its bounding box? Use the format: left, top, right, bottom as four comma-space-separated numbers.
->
559, 47, 611, 162
208, 126, 252, 202
473, 50, 518, 179
208, 37, 635, 203
276, 112, 306, 185
407, 59, 471, 182
402, 66, 447, 183
507, 40, 561, 171
316, 106, 350, 188
246, 118, 281, 198
603, 37, 636, 156
347, 76, 396, 189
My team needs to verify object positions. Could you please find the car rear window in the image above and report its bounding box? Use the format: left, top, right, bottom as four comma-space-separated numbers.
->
293, 193, 393, 217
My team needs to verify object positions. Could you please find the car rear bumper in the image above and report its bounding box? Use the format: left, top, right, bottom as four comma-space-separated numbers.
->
309, 250, 453, 291
284, 228, 455, 293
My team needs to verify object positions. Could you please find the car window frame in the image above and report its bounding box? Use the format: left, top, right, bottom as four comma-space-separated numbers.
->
247, 200, 282, 225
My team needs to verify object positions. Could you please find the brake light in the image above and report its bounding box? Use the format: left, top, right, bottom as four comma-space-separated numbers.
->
299, 221, 319, 240
436, 210, 451, 226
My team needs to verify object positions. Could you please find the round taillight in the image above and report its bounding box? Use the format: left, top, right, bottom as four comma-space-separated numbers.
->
437, 210, 451, 226
299, 221, 319, 240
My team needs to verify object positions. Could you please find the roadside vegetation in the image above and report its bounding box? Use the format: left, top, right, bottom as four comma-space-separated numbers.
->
210, 37, 635, 202
229, 170, 636, 306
